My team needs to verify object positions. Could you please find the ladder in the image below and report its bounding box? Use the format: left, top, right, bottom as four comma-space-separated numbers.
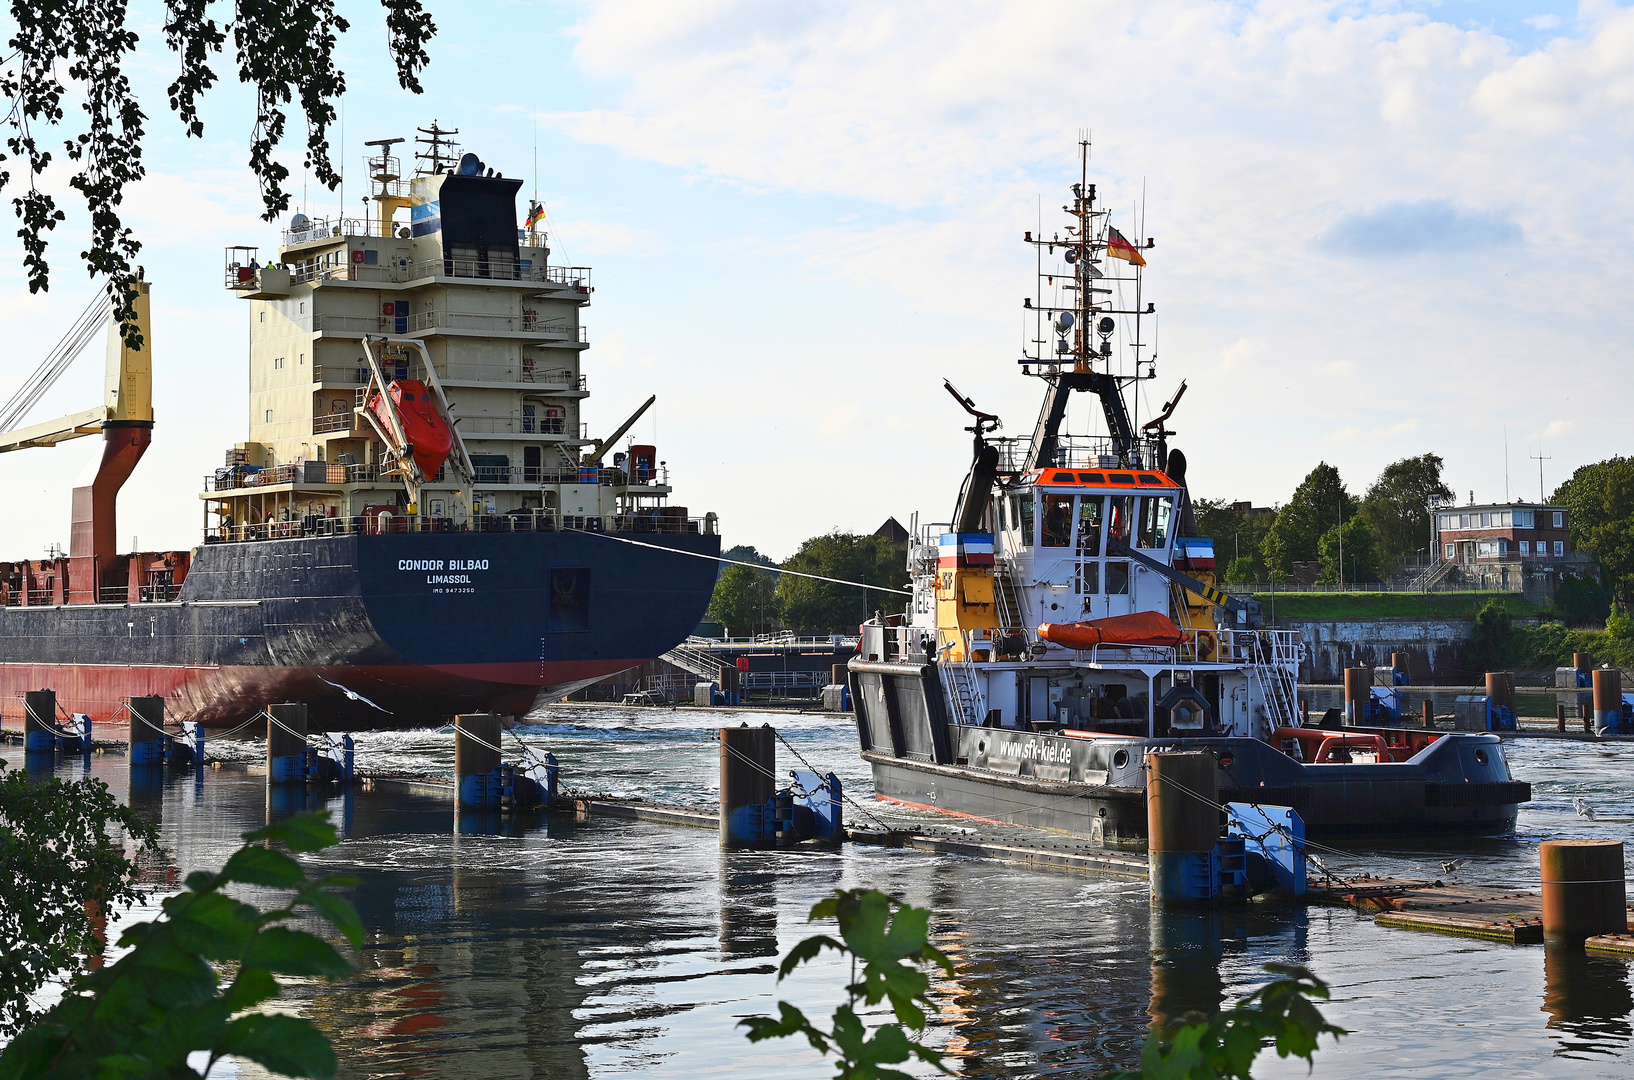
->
940, 661, 986, 726
661, 644, 725, 683
994, 564, 1027, 632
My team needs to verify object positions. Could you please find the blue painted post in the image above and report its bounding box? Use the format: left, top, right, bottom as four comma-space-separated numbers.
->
720, 724, 775, 848
1147, 750, 1222, 904
23, 689, 56, 752
455, 713, 502, 811
128, 696, 165, 766
1593, 668, 1623, 736
267, 703, 309, 784
1226, 803, 1306, 897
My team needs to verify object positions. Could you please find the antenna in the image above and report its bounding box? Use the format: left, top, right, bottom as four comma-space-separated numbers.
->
1503, 422, 1509, 501
414, 120, 460, 175
1531, 447, 1551, 503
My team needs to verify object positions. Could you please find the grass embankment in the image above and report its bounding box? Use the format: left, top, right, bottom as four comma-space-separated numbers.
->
1248, 591, 1543, 621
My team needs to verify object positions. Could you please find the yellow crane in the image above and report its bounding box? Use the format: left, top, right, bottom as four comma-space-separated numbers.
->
0, 280, 154, 565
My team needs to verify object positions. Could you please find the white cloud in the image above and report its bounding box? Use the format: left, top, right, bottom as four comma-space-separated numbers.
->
543, 0, 1634, 532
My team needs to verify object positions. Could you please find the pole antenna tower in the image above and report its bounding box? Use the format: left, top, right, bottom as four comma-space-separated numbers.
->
415, 120, 460, 175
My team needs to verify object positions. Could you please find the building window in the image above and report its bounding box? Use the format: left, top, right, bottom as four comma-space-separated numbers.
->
1445, 543, 1454, 559
1553, 511, 1564, 528
1555, 541, 1564, 557
259, 311, 265, 323
298, 302, 305, 314
1519, 541, 1529, 556
1498, 540, 1508, 557
1499, 511, 1511, 527
264, 409, 273, 423
1480, 512, 1491, 527
272, 357, 284, 370
299, 352, 305, 365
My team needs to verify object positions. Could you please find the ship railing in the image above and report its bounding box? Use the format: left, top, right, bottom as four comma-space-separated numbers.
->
277, 257, 593, 289
203, 511, 712, 545
437, 364, 584, 388
685, 634, 857, 649
991, 435, 1161, 474
313, 412, 359, 435
402, 309, 588, 340
740, 671, 827, 693
92, 583, 183, 605
1, 588, 57, 607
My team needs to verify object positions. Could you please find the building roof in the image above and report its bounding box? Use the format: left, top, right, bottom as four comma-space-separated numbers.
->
874, 517, 910, 545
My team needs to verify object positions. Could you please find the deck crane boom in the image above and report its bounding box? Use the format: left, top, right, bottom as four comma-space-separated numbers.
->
0, 279, 153, 565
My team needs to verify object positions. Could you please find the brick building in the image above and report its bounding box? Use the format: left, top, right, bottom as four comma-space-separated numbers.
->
1429, 501, 1596, 597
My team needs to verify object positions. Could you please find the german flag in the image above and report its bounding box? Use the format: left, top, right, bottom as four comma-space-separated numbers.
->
1106, 226, 1146, 267
525, 201, 546, 229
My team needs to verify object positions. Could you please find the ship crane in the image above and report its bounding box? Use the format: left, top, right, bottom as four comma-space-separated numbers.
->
0, 279, 153, 568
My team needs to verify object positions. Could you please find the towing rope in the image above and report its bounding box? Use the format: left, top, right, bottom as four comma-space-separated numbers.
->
582, 530, 912, 595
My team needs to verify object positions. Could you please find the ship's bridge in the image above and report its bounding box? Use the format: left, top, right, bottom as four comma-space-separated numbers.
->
995, 467, 1182, 625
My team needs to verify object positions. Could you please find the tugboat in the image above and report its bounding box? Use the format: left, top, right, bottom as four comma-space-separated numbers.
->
0, 125, 720, 730
847, 140, 1529, 843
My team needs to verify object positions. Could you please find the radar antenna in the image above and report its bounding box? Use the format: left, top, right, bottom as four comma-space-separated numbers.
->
414, 121, 461, 175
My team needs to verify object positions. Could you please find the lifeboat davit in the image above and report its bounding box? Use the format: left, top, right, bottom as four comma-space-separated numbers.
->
1037, 611, 1188, 650
369, 380, 453, 480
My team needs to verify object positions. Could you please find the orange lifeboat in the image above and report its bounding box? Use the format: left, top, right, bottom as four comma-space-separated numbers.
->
1037, 611, 1188, 650
368, 380, 453, 480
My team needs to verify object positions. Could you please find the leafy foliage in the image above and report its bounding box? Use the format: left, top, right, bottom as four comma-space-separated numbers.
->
1552, 457, 1634, 610
708, 545, 780, 637
0, 760, 159, 1036
1551, 575, 1612, 628
1467, 598, 1518, 671
1316, 514, 1380, 585
0, 812, 361, 1079
741, 888, 954, 1080
1263, 464, 1352, 574
0, 0, 437, 335
1103, 964, 1345, 1080
776, 532, 907, 635
1359, 453, 1453, 565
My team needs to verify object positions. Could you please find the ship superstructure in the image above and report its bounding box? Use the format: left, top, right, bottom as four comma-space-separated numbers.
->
215, 128, 676, 534
0, 127, 720, 731
849, 140, 1529, 842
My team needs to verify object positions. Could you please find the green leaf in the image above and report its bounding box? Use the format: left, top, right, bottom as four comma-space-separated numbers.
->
297, 886, 364, 948
220, 846, 305, 889
223, 967, 281, 1013
776, 934, 842, 980
167, 893, 261, 960
243, 813, 338, 854
215, 1013, 338, 1078
240, 927, 351, 979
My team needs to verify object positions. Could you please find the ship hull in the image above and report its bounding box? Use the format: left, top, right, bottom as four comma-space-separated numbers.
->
0, 530, 719, 730
850, 661, 1528, 843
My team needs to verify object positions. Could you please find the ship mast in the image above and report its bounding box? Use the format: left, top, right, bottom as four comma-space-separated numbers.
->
1019, 136, 1154, 471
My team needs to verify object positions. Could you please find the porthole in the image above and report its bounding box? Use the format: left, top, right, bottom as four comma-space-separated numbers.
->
1098, 807, 1107, 818
1218, 752, 1235, 769
1473, 748, 1489, 765
1112, 749, 1129, 770
977, 741, 987, 754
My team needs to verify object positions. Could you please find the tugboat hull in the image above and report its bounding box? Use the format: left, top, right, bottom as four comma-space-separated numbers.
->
0, 529, 720, 730
852, 664, 1528, 843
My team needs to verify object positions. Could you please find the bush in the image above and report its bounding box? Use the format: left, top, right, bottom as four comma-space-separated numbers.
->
1551, 577, 1612, 627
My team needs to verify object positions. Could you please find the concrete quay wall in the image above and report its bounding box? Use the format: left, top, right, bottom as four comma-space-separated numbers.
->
1282, 617, 1478, 684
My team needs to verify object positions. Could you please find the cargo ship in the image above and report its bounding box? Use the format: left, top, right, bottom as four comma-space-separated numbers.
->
0, 125, 720, 730
847, 139, 1529, 842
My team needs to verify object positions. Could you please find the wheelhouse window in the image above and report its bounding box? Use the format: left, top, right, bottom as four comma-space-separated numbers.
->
1137, 496, 1174, 549
1042, 493, 1074, 547
1106, 561, 1131, 594
1107, 495, 1134, 550
1077, 496, 1104, 556
1015, 494, 1034, 547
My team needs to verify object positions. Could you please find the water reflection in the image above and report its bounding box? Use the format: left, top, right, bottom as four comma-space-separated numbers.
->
719, 856, 779, 960
1542, 947, 1634, 1058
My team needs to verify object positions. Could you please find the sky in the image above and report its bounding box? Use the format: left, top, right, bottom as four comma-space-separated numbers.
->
0, 0, 1627, 561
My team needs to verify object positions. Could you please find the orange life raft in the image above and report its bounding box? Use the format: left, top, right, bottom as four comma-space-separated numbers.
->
1037, 611, 1188, 650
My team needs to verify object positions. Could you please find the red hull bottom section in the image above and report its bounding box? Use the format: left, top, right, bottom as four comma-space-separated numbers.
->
0, 658, 642, 733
